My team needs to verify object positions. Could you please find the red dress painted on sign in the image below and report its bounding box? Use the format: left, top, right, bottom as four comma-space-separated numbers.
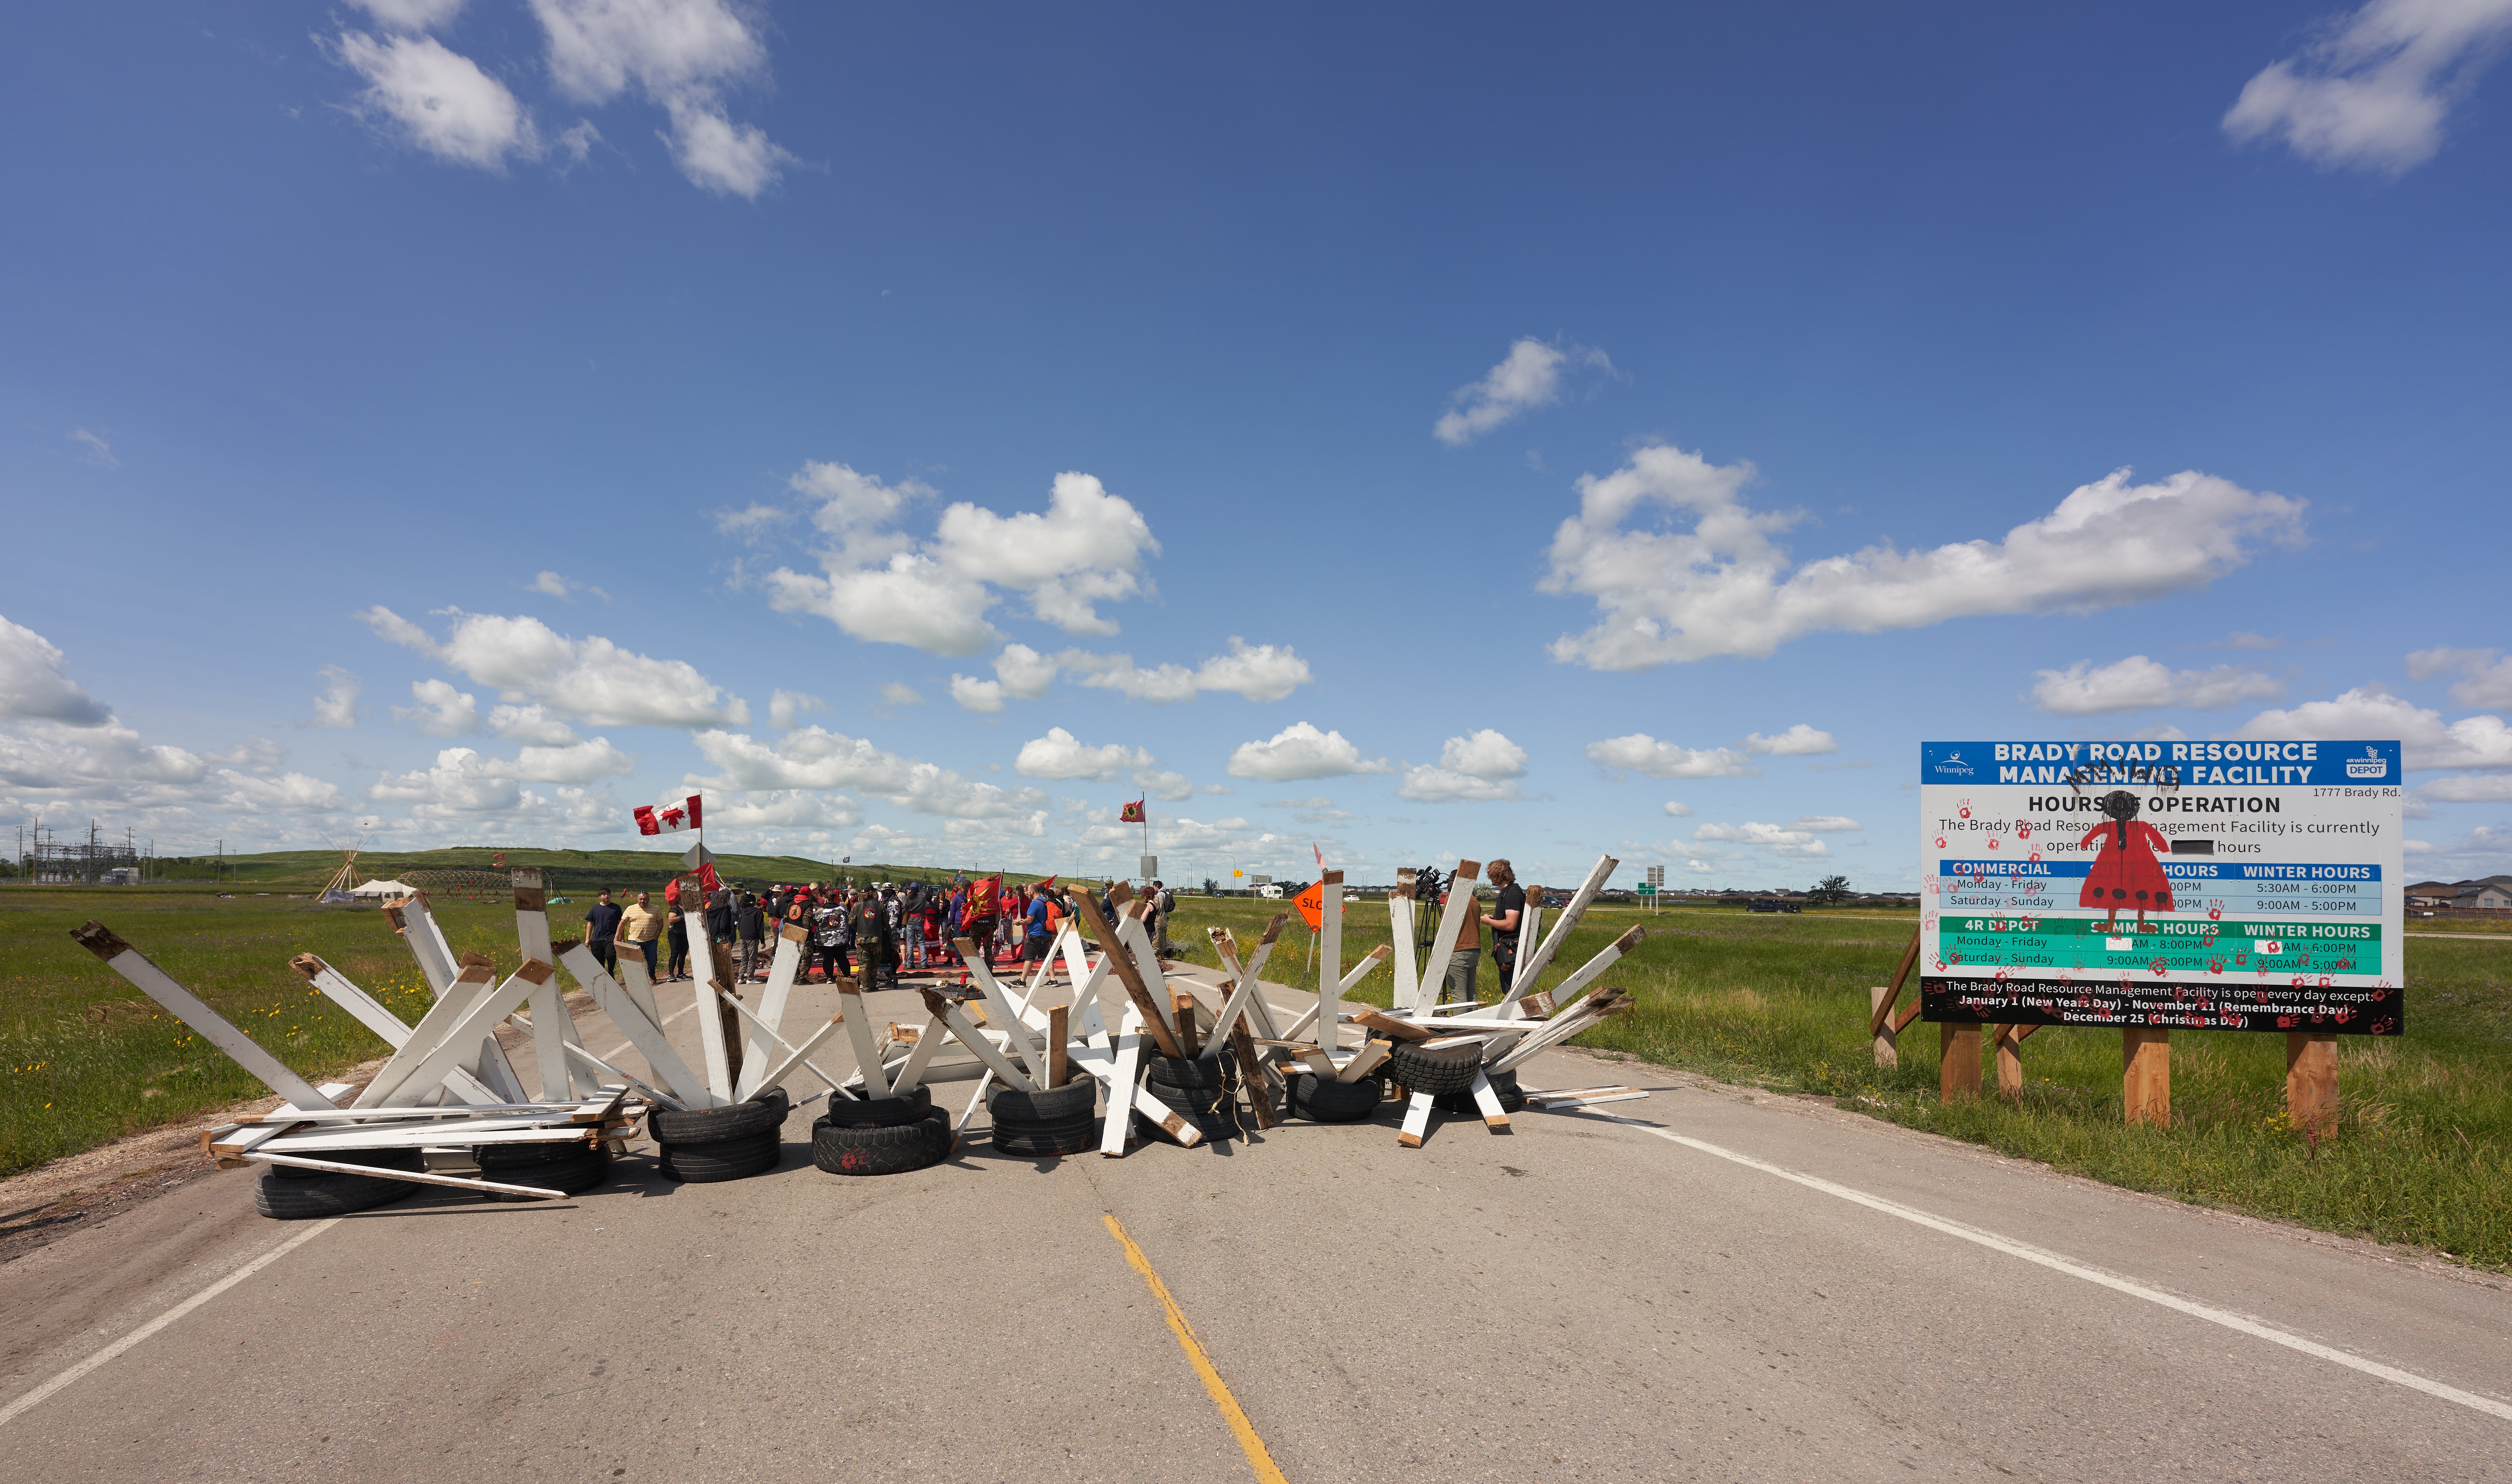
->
2077, 818, 2174, 911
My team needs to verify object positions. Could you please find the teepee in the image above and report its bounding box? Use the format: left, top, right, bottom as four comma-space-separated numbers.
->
316, 837, 367, 901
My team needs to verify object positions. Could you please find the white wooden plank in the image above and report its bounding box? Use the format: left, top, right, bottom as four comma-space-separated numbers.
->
886, 1013, 951, 1095
1467, 1067, 1511, 1131
1485, 928, 1639, 1062
1098, 1011, 1147, 1156
920, 988, 1033, 1091
393, 894, 458, 996
1334, 1038, 1393, 1083
1504, 853, 1617, 1004
289, 954, 412, 1048
717, 989, 848, 1092
1389, 869, 1421, 1012
1317, 869, 1343, 1045
245, 1151, 571, 1199
352, 960, 497, 1108
833, 979, 895, 1098
616, 951, 662, 1027
1397, 1088, 1435, 1148
683, 907, 735, 1101
558, 943, 724, 1108
959, 950, 1044, 1080
473, 1038, 530, 1103
511, 869, 589, 1101
735, 925, 807, 1098
260, 1123, 602, 1152
1499, 888, 1544, 1019
1489, 1003, 1619, 1074
1418, 858, 1483, 1010
1131, 1081, 1203, 1148
377, 962, 552, 1109
508, 1011, 682, 1110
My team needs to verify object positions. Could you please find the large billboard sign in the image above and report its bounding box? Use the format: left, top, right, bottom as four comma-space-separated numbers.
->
1919, 740, 2405, 1036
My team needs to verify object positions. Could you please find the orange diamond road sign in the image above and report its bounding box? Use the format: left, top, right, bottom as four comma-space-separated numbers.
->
1294, 880, 1324, 930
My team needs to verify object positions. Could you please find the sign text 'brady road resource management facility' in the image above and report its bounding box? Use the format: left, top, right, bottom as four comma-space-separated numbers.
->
1918, 740, 2404, 1036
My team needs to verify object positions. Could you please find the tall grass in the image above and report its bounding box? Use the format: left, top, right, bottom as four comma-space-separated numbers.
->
1169, 895, 2512, 1270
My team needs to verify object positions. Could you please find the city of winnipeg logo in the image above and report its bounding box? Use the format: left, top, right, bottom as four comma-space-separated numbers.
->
1935, 750, 1976, 778
2345, 746, 2388, 780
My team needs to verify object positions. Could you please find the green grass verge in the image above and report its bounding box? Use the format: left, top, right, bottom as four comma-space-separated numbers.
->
1162, 894, 2512, 1271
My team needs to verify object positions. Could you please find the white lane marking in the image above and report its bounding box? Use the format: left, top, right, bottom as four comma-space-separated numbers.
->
1583, 1111, 2512, 1424
0, 1217, 343, 1431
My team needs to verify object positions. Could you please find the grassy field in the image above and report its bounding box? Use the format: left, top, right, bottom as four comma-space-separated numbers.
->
7, 885, 2507, 1271
123, 844, 1045, 895
1163, 893, 2512, 1272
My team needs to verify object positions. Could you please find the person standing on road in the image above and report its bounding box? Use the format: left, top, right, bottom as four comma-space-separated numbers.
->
811, 891, 852, 983
665, 896, 691, 981
705, 889, 735, 979
736, 889, 766, 982
1023, 882, 1055, 967
854, 889, 894, 989
1481, 860, 1525, 995
584, 888, 623, 976
617, 889, 664, 977
1441, 883, 1481, 1005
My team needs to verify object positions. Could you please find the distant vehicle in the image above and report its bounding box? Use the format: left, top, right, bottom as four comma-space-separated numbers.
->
1257, 884, 1284, 899
1746, 897, 1801, 914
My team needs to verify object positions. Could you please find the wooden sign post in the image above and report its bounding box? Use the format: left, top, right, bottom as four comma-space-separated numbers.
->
2124, 1028, 2170, 1126
2286, 1032, 2338, 1133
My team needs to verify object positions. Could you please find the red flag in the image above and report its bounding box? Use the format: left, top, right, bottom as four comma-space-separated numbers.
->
664, 876, 682, 907
634, 794, 704, 834
491, 851, 506, 866
1119, 799, 1146, 823
697, 861, 722, 893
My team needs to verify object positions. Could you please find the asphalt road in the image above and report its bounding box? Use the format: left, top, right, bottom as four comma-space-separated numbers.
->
2, 966, 2507, 1482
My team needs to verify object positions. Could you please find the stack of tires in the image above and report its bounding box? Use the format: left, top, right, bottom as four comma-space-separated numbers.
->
1287, 1068, 1386, 1123
476, 1138, 614, 1203
252, 1148, 424, 1220
812, 1085, 953, 1175
987, 1070, 1100, 1157
1386, 1040, 1485, 1109
1433, 1065, 1526, 1116
650, 1087, 790, 1183
1139, 1055, 1255, 1145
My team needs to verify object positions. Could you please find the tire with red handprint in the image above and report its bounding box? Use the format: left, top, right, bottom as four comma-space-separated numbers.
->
811, 1110, 953, 1175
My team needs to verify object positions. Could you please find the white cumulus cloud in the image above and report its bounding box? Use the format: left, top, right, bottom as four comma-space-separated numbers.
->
530, 0, 791, 196
2406, 646, 2512, 709
1015, 728, 1154, 782
1434, 338, 1613, 447
1542, 448, 2304, 669
1585, 733, 1760, 779
2028, 656, 2287, 715
332, 30, 543, 170
1227, 722, 1392, 782
393, 678, 480, 736
0, 616, 113, 726
761, 468, 1157, 655
1745, 724, 1838, 756
687, 725, 1047, 821
308, 666, 363, 729
361, 606, 749, 728
1663, 801, 1694, 817
2233, 686, 2512, 770
1694, 820, 1830, 860
2224, 0, 2512, 174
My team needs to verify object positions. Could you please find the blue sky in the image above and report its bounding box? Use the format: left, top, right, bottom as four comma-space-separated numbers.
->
5, 1, 2510, 890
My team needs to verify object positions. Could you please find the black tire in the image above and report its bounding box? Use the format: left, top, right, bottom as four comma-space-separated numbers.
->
990, 1113, 1099, 1158
656, 1128, 781, 1183
811, 1111, 953, 1175
482, 1149, 611, 1202
1144, 1079, 1233, 1115
253, 1167, 418, 1219
823, 1084, 935, 1128
1435, 1067, 1526, 1115
1290, 1072, 1385, 1123
475, 1138, 601, 1170
1387, 1040, 1482, 1095
1144, 1055, 1230, 1091
648, 1088, 790, 1144
267, 1147, 426, 1180
987, 1072, 1097, 1124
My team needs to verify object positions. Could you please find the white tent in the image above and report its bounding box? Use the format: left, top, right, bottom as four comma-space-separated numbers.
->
349, 879, 415, 899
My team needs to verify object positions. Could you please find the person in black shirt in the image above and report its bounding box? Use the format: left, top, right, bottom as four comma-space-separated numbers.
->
666, 903, 691, 981
736, 890, 766, 982
1482, 859, 1527, 995
584, 889, 623, 975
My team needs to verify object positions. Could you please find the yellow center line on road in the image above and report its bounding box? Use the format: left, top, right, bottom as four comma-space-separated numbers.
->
1102, 1213, 1289, 1484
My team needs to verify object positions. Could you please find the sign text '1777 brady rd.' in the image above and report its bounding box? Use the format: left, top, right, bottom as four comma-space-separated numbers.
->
1917, 740, 2404, 1036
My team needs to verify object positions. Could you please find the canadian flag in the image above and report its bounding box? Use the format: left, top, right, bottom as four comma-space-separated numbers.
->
634, 795, 704, 835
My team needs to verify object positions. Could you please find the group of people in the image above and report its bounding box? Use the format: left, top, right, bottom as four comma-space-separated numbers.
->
575, 874, 1183, 992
